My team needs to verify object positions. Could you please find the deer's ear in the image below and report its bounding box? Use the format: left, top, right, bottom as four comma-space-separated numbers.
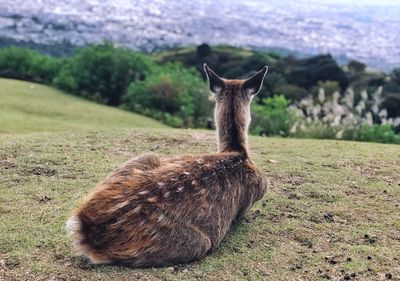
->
204, 63, 225, 95
243, 66, 268, 96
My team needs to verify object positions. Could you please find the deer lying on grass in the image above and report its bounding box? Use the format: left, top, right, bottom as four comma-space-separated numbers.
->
67, 64, 269, 267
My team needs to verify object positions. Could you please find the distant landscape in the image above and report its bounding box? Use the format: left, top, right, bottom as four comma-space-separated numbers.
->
0, 0, 399, 70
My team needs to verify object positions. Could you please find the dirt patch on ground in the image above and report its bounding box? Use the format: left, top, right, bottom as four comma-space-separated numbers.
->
18, 166, 57, 177
0, 154, 16, 170
303, 190, 338, 203
0, 254, 21, 279
1, 153, 59, 178
191, 132, 215, 142
349, 159, 399, 178
382, 176, 400, 186
270, 174, 306, 189
268, 174, 307, 200
103, 134, 193, 157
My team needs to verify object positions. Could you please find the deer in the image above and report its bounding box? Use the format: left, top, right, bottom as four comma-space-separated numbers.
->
66, 64, 269, 267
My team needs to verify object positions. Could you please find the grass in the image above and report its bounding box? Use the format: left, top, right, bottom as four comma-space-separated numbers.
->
0, 78, 399, 280
0, 78, 166, 133
1, 129, 399, 281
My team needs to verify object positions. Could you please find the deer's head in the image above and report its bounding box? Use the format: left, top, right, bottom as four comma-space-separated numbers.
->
204, 64, 268, 155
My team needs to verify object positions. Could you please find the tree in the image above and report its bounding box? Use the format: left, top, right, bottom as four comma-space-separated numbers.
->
53, 42, 155, 105
0, 47, 60, 83
197, 43, 212, 58
122, 63, 212, 128
287, 54, 349, 90
390, 68, 400, 84
273, 84, 308, 101
348, 60, 366, 75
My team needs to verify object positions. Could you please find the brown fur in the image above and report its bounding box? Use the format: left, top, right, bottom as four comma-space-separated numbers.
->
66, 64, 269, 267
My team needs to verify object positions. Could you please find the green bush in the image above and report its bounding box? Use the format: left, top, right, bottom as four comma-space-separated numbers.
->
273, 84, 308, 101
311, 80, 340, 97
284, 54, 349, 90
122, 63, 212, 128
0, 47, 61, 83
53, 42, 155, 105
349, 124, 400, 144
250, 95, 295, 136
291, 123, 339, 140
291, 123, 400, 144
390, 68, 400, 84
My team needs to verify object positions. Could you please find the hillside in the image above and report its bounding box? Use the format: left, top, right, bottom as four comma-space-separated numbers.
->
1, 129, 399, 280
0, 78, 166, 133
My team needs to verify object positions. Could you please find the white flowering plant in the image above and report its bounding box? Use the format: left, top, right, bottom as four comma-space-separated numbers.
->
288, 87, 400, 144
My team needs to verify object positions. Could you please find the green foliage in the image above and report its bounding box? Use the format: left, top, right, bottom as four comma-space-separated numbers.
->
251, 95, 295, 136
290, 123, 338, 140
0, 47, 61, 83
273, 84, 308, 101
290, 87, 400, 144
53, 42, 155, 105
348, 60, 366, 76
286, 54, 349, 90
349, 124, 400, 144
157, 45, 275, 81
312, 81, 340, 97
381, 93, 400, 118
122, 63, 212, 128
390, 67, 400, 84
242, 54, 269, 73
290, 122, 400, 144
196, 43, 212, 57
263, 72, 287, 91
158, 47, 354, 106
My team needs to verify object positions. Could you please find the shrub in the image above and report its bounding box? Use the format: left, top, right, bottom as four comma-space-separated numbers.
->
390, 68, 400, 84
286, 54, 349, 90
348, 124, 400, 144
381, 93, 400, 120
348, 60, 366, 76
53, 42, 155, 105
312, 80, 340, 97
197, 43, 212, 57
122, 63, 212, 128
242, 55, 268, 73
273, 84, 308, 101
261, 71, 287, 99
250, 95, 295, 136
290, 87, 400, 143
0, 47, 61, 83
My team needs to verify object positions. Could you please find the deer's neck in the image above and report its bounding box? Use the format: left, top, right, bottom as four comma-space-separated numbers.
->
215, 101, 250, 157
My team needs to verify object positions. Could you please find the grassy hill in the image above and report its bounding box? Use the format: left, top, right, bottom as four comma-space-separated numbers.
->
0, 78, 166, 133
1, 129, 399, 280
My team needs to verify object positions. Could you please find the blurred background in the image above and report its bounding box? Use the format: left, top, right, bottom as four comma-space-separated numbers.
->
0, 0, 399, 143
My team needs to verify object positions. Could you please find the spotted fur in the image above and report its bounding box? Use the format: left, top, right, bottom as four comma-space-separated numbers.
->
66, 64, 269, 267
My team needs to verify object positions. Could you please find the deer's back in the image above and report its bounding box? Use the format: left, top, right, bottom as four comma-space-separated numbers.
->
73, 152, 267, 261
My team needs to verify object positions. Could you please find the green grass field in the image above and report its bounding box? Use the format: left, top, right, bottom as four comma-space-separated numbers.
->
0, 79, 399, 280
0, 78, 166, 133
